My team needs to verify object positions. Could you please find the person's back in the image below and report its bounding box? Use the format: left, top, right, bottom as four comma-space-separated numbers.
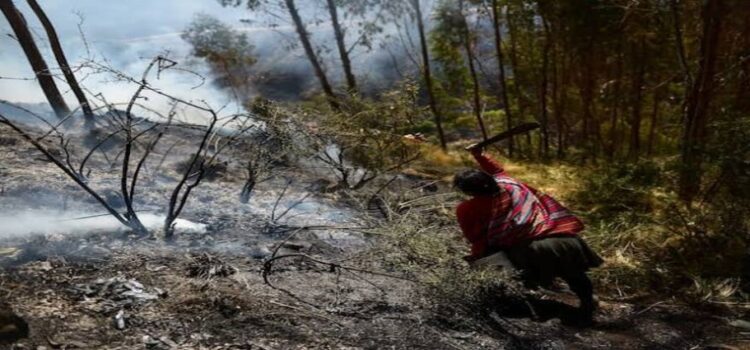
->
454, 146, 602, 323
456, 149, 584, 256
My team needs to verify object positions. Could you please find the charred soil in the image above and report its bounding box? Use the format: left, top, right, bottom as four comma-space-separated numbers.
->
0, 123, 747, 349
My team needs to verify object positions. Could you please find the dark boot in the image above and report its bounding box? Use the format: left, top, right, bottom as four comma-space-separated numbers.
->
562, 272, 596, 324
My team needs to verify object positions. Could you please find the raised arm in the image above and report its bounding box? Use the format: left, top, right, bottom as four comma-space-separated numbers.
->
469, 147, 505, 175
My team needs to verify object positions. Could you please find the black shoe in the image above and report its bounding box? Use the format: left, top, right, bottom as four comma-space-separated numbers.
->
575, 300, 596, 326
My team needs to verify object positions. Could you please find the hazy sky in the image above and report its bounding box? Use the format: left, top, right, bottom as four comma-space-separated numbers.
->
0, 1, 254, 110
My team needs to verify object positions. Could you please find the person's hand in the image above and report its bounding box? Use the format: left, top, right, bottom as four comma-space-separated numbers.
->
465, 144, 483, 157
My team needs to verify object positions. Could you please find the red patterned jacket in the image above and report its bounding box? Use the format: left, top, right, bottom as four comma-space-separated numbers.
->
456, 153, 584, 258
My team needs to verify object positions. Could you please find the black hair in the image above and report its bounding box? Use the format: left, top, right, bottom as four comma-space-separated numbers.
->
453, 169, 501, 196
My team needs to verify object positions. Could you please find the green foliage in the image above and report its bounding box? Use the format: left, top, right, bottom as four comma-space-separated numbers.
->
182, 14, 256, 67
409, 119, 436, 135
182, 13, 256, 96
289, 82, 427, 188
567, 148, 749, 298
429, 1, 470, 100
637, 110, 749, 284
654, 112, 750, 286
573, 161, 662, 222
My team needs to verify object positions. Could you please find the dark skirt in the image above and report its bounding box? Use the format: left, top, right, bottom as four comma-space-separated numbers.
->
504, 235, 603, 287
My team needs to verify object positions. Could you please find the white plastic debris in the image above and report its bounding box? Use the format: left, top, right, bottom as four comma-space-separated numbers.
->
114, 310, 126, 330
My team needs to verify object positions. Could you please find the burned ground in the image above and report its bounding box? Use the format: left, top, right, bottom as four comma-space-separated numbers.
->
0, 122, 748, 350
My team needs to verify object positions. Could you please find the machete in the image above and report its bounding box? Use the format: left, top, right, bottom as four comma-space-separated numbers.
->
465, 122, 540, 150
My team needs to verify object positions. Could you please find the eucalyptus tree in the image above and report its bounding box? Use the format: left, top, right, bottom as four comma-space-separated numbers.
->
410, 0, 447, 150
182, 14, 258, 104
0, 0, 70, 119
218, 0, 340, 110
26, 0, 94, 123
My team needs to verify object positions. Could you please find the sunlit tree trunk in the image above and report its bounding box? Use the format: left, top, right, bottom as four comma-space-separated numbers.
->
490, 0, 515, 155
459, 0, 487, 140
0, 0, 70, 119
412, 0, 447, 150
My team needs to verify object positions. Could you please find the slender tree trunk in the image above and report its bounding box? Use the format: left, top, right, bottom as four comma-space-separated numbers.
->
505, 7, 529, 153
285, 0, 340, 111
325, 0, 357, 94
552, 36, 567, 159
628, 41, 646, 161
490, 0, 514, 156
26, 0, 94, 124
539, 18, 552, 158
647, 89, 660, 156
671, 0, 693, 87
678, 0, 724, 202
459, 0, 487, 140
584, 37, 605, 163
579, 47, 595, 162
412, 0, 447, 150
607, 39, 623, 160
736, 12, 750, 112
0, 0, 70, 119
506, 8, 532, 153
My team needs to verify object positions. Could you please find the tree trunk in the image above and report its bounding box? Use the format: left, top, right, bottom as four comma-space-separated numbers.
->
539, 18, 552, 158
459, 0, 487, 140
506, 7, 528, 156
678, 0, 724, 202
325, 0, 357, 94
284, 0, 340, 111
553, 36, 567, 159
607, 39, 623, 160
736, 10, 750, 113
490, 0, 515, 156
0, 0, 70, 119
670, 0, 693, 87
579, 48, 595, 162
412, 0, 447, 150
628, 41, 646, 161
26, 0, 94, 124
647, 89, 660, 156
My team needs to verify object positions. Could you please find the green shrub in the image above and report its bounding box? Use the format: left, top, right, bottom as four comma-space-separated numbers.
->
574, 160, 662, 222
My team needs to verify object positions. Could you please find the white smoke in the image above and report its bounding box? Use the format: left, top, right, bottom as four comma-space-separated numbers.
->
0, 210, 206, 238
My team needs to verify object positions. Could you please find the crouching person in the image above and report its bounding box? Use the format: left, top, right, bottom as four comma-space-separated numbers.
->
454, 146, 603, 322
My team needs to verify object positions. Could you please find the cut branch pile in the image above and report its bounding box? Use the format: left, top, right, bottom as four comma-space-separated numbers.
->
72, 277, 166, 314
187, 253, 238, 279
